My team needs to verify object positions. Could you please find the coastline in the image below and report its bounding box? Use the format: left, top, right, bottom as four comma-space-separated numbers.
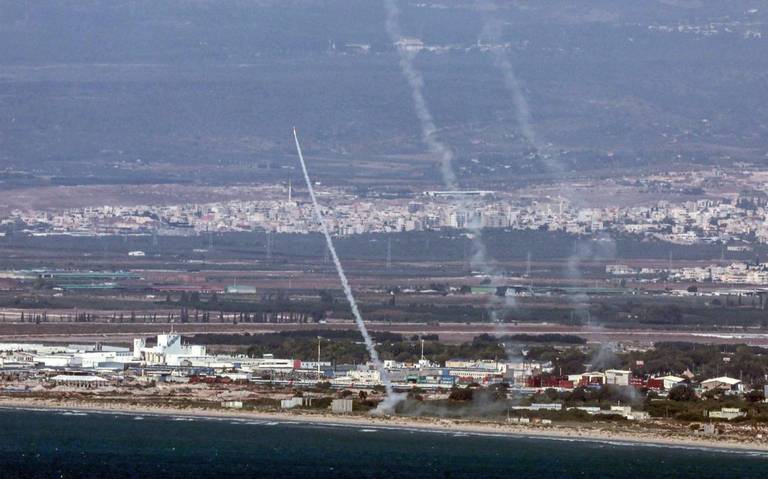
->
1, 398, 767, 454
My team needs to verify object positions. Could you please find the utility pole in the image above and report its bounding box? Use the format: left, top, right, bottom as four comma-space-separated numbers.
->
317, 336, 322, 381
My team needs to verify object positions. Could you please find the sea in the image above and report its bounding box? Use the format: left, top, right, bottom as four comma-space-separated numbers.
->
1, 408, 767, 478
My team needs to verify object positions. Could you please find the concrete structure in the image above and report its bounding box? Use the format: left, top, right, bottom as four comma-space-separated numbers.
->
280, 397, 313, 409
707, 407, 746, 420
225, 285, 257, 294
605, 370, 631, 386
135, 334, 207, 366
250, 357, 296, 371
568, 371, 605, 386
513, 403, 562, 411
571, 406, 602, 415
700, 376, 743, 394
332, 368, 381, 387
34, 355, 81, 368
656, 375, 686, 390
394, 37, 425, 53
50, 374, 108, 388
507, 417, 530, 424
0, 343, 57, 353
569, 405, 648, 420
331, 398, 353, 414
608, 405, 647, 420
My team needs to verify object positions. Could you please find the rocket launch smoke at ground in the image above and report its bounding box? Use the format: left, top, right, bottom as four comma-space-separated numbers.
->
293, 128, 401, 412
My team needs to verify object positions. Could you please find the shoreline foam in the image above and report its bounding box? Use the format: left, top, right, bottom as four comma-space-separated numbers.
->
1, 398, 767, 454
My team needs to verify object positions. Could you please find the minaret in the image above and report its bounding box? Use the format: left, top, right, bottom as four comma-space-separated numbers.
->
288, 179, 292, 203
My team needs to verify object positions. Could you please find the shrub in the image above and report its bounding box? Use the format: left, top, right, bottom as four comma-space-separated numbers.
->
448, 388, 474, 401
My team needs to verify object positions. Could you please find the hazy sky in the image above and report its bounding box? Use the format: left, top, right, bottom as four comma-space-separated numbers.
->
1, 1, 767, 181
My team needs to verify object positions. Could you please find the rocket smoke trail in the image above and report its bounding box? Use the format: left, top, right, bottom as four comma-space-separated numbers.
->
383, 0, 513, 315
480, 17, 582, 310
480, 9, 618, 338
293, 128, 402, 413
479, 18, 563, 176
383, 0, 456, 191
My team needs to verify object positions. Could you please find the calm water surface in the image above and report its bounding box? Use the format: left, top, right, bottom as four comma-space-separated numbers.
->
1, 408, 767, 478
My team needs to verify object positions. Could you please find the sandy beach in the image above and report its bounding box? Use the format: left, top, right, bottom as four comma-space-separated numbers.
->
1, 397, 766, 453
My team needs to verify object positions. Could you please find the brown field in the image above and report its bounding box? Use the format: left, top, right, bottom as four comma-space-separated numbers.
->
0, 321, 765, 347
0, 184, 285, 214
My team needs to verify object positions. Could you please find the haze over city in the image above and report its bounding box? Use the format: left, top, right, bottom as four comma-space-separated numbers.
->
2, 2, 768, 478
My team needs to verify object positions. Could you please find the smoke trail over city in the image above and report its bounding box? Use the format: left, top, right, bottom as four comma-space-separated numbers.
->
479, 18, 563, 177
383, 0, 456, 191
480, 6, 617, 343
480, 15, 582, 315
383, 0, 513, 322
293, 128, 403, 413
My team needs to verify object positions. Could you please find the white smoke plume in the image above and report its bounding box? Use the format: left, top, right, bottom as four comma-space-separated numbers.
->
479, 17, 563, 176
383, 0, 514, 324
480, 16, 600, 304
383, 0, 457, 190
293, 128, 405, 413
480, 9, 622, 336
